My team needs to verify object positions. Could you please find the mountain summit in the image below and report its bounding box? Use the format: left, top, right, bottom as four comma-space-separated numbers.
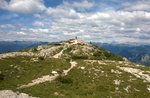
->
0, 39, 150, 98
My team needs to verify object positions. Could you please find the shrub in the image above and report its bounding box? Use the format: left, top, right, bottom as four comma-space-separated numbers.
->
65, 47, 73, 53
72, 55, 88, 59
104, 52, 123, 61
32, 48, 38, 52
57, 76, 73, 84
0, 73, 5, 80
93, 51, 102, 57
38, 56, 44, 60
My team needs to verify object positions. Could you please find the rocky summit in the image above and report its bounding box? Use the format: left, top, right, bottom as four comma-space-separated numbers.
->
0, 39, 150, 98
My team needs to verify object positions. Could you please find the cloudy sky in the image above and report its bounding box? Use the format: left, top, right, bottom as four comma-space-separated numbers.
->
0, 0, 150, 44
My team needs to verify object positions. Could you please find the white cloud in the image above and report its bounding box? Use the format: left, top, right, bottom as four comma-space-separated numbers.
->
0, 0, 8, 9
46, 7, 80, 19
122, 1, 150, 11
44, 10, 150, 44
16, 31, 26, 35
32, 21, 44, 27
0, 0, 150, 44
136, 28, 141, 32
87, 13, 110, 20
0, 0, 46, 14
27, 28, 49, 33
0, 24, 16, 29
63, 0, 95, 11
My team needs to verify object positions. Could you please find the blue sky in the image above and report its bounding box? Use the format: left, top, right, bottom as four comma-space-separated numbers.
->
0, 0, 150, 44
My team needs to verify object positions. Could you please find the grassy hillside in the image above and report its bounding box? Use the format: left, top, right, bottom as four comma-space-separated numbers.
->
0, 39, 150, 98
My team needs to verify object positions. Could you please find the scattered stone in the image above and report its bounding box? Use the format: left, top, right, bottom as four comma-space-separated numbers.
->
81, 67, 85, 70
124, 85, 131, 93
101, 71, 104, 73
114, 79, 121, 85
111, 69, 122, 74
115, 87, 119, 91
31, 58, 39, 62
134, 88, 140, 92
118, 61, 123, 64
16, 76, 20, 79
0, 52, 35, 59
147, 85, 150, 92
0, 90, 36, 98
54, 92, 59, 96
14, 66, 18, 69
123, 57, 128, 61
118, 67, 150, 83
52, 71, 58, 75
10, 65, 13, 67
98, 61, 106, 65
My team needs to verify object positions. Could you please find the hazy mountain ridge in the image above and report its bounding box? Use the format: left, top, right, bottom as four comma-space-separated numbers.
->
92, 42, 150, 66
0, 41, 149, 66
0, 39, 150, 98
0, 41, 48, 54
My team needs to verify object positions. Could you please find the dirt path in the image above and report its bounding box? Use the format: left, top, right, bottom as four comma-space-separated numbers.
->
63, 61, 77, 75
18, 61, 77, 89
53, 49, 64, 58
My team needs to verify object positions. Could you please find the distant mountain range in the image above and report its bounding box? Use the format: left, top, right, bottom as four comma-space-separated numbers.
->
0, 41, 48, 54
0, 41, 149, 66
92, 42, 150, 66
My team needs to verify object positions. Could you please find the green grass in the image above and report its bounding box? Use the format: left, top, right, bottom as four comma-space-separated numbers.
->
0, 56, 70, 90
0, 41, 150, 98
17, 60, 150, 98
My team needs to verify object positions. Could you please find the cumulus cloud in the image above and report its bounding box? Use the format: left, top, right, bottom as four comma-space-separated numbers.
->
44, 9, 150, 44
0, 0, 46, 14
63, 0, 95, 11
0, 0, 8, 9
32, 21, 44, 27
0, 0, 150, 44
16, 31, 26, 35
0, 24, 16, 29
122, 1, 150, 11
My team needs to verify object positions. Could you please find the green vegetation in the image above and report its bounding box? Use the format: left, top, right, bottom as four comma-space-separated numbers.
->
0, 72, 5, 80
0, 56, 70, 90
32, 48, 38, 52
18, 60, 150, 98
38, 56, 45, 60
57, 76, 73, 84
71, 54, 89, 59
0, 39, 150, 98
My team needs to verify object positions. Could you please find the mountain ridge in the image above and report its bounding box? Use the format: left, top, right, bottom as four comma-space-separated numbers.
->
92, 42, 150, 66
0, 39, 150, 98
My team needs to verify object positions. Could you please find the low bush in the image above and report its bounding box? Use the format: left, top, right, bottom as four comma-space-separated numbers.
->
57, 76, 73, 84
72, 55, 88, 59
0, 73, 5, 80
32, 48, 38, 52
38, 56, 45, 60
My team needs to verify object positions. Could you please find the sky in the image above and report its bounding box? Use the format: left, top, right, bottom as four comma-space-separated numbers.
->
0, 0, 150, 44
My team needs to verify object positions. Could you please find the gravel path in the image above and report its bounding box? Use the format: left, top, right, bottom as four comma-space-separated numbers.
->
53, 49, 64, 58
18, 61, 77, 89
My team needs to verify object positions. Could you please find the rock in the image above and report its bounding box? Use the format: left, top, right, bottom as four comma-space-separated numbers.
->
51, 71, 58, 75
114, 79, 121, 85
0, 90, 36, 98
54, 92, 59, 96
81, 67, 85, 70
10, 65, 14, 67
31, 58, 39, 62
